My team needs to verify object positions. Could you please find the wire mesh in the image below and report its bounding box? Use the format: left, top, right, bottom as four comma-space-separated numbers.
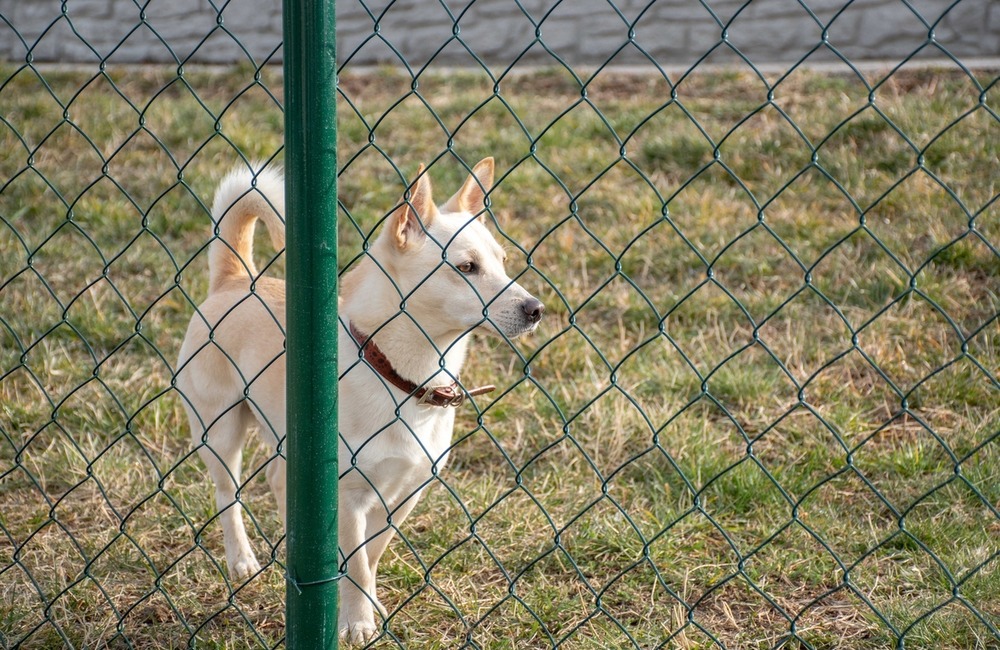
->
0, 1, 997, 649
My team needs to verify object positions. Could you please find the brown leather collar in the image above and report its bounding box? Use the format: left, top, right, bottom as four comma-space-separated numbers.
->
349, 322, 495, 408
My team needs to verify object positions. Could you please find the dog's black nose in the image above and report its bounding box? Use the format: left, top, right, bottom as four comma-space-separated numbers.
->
522, 297, 544, 323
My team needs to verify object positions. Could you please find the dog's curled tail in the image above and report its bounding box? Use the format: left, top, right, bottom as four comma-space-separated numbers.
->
208, 164, 285, 294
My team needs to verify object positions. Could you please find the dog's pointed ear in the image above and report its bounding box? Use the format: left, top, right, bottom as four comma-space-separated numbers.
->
391, 165, 434, 250
443, 157, 494, 220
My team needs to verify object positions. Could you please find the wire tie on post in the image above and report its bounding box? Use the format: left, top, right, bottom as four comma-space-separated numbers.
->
285, 568, 345, 596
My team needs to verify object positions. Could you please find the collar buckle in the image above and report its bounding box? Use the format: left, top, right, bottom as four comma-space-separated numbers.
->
417, 383, 467, 408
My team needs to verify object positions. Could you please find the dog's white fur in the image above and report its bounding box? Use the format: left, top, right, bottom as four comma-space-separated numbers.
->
175, 159, 542, 643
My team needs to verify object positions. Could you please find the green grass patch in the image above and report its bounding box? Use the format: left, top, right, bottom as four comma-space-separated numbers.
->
0, 61, 997, 648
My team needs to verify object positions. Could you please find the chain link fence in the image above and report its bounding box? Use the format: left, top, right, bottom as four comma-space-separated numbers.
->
1, 1, 998, 648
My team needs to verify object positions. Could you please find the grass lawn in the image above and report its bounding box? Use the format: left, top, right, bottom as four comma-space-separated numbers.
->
0, 59, 997, 649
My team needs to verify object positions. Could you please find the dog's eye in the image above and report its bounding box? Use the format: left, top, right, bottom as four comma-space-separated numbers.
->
457, 261, 478, 274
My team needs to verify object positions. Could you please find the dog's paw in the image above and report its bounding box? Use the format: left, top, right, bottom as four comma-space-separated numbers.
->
227, 552, 262, 582
339, 620, 379, 645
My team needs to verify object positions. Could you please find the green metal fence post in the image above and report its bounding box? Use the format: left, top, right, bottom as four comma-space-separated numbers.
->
283, 0, 339, 647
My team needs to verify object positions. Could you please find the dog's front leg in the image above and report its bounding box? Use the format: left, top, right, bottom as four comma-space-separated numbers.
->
338, 503, 378, 644
361, 488, 423, 619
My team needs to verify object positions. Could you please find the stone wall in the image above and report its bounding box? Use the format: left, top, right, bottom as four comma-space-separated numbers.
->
1, 0, 996, 68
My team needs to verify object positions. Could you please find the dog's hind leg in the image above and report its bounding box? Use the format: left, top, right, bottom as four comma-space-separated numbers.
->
252, 405, 287, 530
196, 404, 261, 581
264, 455, 286, 528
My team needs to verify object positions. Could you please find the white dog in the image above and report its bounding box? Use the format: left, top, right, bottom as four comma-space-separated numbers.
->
175, 158, 543, 643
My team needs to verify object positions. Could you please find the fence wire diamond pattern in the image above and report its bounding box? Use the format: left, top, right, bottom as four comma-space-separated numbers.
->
0, 1, 997, 648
